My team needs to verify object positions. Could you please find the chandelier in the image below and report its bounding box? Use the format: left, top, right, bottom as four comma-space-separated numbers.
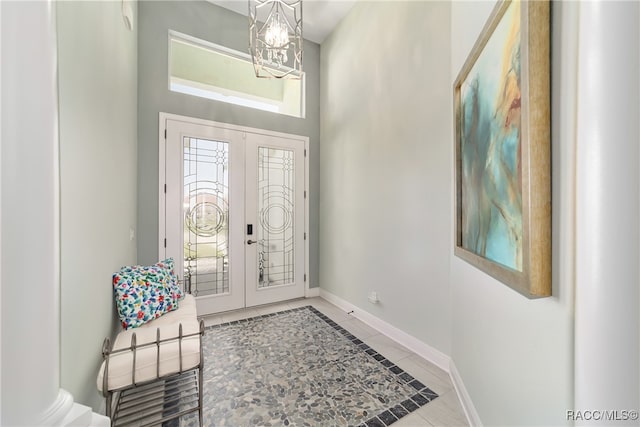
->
249, 0, 303, 79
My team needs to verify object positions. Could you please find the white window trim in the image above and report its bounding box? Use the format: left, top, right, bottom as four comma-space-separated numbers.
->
168, 31, 305, 118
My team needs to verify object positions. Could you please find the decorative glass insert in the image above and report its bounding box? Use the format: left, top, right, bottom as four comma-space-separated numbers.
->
257, 147, 295, 288
183, 137, 229, 296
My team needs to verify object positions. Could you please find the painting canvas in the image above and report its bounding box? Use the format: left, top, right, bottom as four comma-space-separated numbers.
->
454, 0, 551, 297
460, 0, 522, 270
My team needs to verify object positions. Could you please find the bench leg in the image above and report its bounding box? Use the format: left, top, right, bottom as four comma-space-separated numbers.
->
198, 365, 203, 426
106, 393, 113, 426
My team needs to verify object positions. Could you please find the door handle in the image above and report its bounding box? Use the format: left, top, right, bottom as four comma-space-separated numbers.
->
247, 239, 258, 245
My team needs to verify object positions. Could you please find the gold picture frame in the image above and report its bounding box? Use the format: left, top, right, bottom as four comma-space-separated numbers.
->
453, 0, 551, 298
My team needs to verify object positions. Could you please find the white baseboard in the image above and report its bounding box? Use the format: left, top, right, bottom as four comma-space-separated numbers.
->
449, 361, 483, 426
40, 389, 74, 425
90, 412, 111, 427
319, 289, 450, 372
319, 288, 479, 426
305, 287, 320, 298
60, 402, 93, 427
40, 389, 110, 427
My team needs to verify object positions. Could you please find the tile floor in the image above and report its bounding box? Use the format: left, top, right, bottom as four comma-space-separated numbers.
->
199, 297, 469, 427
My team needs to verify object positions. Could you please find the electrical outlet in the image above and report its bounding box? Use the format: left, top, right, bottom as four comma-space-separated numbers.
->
368, 291, 379, 304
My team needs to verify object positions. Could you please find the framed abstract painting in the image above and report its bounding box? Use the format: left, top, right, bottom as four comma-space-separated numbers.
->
453, 0, 551, 298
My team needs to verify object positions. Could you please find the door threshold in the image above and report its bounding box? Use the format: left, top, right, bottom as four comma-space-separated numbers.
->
197, 297, 313, 326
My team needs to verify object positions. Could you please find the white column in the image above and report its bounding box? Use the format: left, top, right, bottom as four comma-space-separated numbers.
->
0, 1, 71, 424
574, 1, 640, 425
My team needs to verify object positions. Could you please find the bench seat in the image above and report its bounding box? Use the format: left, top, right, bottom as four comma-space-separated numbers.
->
97, 294, 201, 393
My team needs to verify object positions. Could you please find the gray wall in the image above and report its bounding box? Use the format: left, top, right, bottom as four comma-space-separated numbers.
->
319, 1, 609, 425
57, 1, 138, 411
449, 2, 573, 424
137, 1, 321, 287
450, 2, 640, 424
319, 1, 453, 355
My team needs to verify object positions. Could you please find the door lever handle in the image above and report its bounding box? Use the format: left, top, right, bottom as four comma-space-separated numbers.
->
247, 239, 258, 245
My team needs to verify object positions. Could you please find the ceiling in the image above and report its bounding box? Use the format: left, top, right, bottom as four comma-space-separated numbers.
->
207, 0, 356, 44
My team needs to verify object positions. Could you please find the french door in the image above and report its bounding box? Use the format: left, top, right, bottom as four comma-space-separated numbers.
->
160, 114, 307, 315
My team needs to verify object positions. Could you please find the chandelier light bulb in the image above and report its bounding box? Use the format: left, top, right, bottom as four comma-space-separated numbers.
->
249, 0, 303, 78
265, 12, 289, 65
265, 13, 289, 48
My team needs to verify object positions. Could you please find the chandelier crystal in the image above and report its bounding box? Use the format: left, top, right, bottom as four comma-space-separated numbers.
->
249, 0, 302, 79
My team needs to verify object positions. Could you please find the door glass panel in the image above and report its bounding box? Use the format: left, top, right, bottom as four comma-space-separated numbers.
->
183, 137, 229, 296
257, 147, 295, 288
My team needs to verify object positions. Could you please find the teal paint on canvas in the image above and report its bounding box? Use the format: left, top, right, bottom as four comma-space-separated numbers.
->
460, 0, 523, 271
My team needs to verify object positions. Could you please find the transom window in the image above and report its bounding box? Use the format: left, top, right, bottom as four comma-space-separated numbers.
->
169, 31, 305, 118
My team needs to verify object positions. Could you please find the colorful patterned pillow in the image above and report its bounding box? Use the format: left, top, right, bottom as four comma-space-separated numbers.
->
112, 259, 183, 329
154, 258, 184, 305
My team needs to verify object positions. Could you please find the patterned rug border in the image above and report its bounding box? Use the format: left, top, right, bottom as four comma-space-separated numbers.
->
204, 306, 439, 427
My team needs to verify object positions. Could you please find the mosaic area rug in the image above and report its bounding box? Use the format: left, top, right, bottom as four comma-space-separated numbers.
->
184, 306, 438, 427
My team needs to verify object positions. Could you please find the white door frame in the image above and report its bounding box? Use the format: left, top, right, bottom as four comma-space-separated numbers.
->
158, 112, 312, 304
